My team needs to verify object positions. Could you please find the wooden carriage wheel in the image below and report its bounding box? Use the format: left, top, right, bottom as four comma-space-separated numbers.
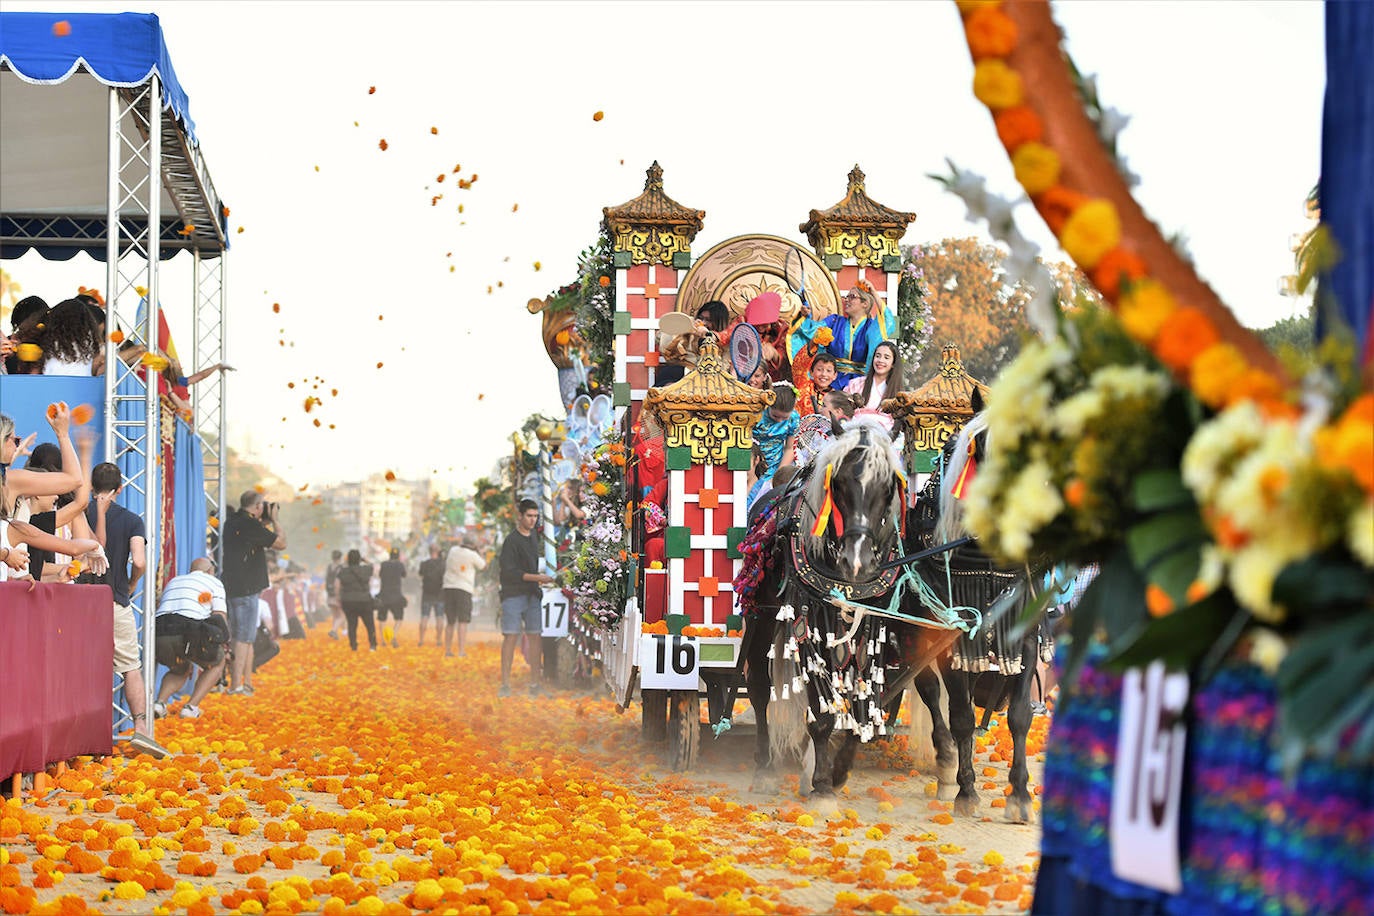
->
667, 689, 701, 772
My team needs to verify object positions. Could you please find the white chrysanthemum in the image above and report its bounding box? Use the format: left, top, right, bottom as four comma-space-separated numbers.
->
1053, 388, 1105, 438
1349, 499, 1374, 567
1092, 364, 1171, 402
1182, 401, 1267, 504
997, 460, 1064, 561
1212, 422, 1308, 537
1196, 544, 1227, 593
985, 342, 1072, 449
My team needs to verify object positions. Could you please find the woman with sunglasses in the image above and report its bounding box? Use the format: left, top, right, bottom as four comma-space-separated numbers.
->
1, 405, 85, 523
794, 281, 895, 389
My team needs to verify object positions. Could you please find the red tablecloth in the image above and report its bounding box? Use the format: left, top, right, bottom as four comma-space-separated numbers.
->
0, 581, 114, 777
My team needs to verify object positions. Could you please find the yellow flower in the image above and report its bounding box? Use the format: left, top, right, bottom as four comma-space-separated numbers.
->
113, 880, 147, 899
1348, 499, 1374, 566
1059, 199, 1122, 269
1246, 628, 1288, 675
1011, 142, 1061, 195
1117, 280, 1176, 343
1190, 343, 1248, 408
972, 59, 1024, 110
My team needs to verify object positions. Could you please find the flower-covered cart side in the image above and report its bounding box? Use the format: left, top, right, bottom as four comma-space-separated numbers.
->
945, 1, 1374, 912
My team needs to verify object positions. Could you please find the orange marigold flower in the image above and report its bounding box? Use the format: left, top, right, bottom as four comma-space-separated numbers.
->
378, 139, 388, 151
592, 111, 605, 122
1035, 186, 1089, 236
1090, 248, 1148, 301
598, 276, 611, 287
814, 327, 835, 346
993, 106, 1043, 151
109, 329, 125, 344
52, 20, 72, 36
385, 471, 397, 482
1063, 477, 1087, 509
1190, 343, 1248, 408
208, 516, 220, 529
965, 5, 1018, 59
1118, 279, 1177, 344
1145, 584, 1175, 618
16, 343, 42, 362
71, 403, 95, 425
1185, 580, 1211, 605
1154, 306, 1219, 373
430, 126, 438, 135
197, 591, 212, 605
179, 224, 196, 236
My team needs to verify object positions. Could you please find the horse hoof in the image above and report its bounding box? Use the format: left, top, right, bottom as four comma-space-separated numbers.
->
936, 781, 960, 802
809, 794, 840, 817
953, 794, 980, 817
1005, 796, 1034, 825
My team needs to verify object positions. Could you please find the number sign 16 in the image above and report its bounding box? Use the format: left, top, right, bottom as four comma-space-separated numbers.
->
639, 634, 699, 689
541, 588, 569, 638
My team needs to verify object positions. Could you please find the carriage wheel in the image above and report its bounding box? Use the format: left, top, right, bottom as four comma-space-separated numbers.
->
641, 688, 668, 743
667, 689, 700, 772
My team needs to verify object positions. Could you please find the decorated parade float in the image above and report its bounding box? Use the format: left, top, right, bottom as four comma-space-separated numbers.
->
535, 1, 1373, 912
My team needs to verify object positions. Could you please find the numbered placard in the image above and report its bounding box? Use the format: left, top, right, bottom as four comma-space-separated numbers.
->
1110, 661, 1189, 893
540, 588, 570, 638
639, 634, 699, 689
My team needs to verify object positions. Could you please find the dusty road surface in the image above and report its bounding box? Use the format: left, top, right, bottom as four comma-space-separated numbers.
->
0, 627, 1046, 914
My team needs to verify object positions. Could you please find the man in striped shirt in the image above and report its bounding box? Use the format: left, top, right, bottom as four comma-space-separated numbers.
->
153, 557, 230, 719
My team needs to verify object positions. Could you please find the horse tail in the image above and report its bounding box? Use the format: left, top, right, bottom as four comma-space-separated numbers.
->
768, 615, 809, 764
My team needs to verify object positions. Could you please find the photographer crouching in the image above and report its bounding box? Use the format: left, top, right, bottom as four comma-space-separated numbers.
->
153, 557, 231, 719
222, 491, 286, 695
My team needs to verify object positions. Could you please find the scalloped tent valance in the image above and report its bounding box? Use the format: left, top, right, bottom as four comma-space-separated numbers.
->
0, 11, 226, 259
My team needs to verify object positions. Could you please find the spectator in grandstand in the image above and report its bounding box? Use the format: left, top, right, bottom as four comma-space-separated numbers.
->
2, 296, 48, 375
33, 298, 103, 376
375, 547, 407, 648
443, 533, 487, 658
417, 543, 446, 647
336, 548, 378, 651
499, 500, 555, 696
21, 428, 107, 581
84, 462, 153, 737
222, 491, 285, 694
1, 408, 84, 521
325, 549, 346, 639
152, 558, 230, 720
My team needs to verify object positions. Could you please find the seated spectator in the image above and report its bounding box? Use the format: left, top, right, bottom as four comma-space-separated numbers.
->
35, 298, 103, 376
2, 296, 48, 375
153, 558, 230, 720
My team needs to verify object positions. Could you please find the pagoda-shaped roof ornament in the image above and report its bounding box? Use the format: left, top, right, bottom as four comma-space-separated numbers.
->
602, 161, 706, 267
644, 335, 773, 465
799, 165, 917, 268
882, 343, 991, 453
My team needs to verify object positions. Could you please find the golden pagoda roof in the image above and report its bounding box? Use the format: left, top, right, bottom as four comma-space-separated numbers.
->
645, 336, 774, 418
883, 343, 990, 419
602, 161, 705, 234
799, 164, 916, 243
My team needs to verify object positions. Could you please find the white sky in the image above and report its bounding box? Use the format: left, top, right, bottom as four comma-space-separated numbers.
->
6, 0, 1324, 490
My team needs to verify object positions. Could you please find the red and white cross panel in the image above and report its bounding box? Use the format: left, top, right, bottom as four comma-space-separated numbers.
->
615, 263, 679, 426
667, 461, 748, 626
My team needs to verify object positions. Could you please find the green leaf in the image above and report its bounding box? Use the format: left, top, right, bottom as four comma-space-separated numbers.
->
1126, 510, 1205, 572
1131, 470, 1194, 513
1272, 555, 1374, 617
1275, 613, 1374, 692
1282, 642, 1374, 747
1105, 594, 1234, 671
1061, 547, 1134, 691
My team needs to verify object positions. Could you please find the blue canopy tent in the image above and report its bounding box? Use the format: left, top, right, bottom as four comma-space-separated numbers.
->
1, 12, 229, 740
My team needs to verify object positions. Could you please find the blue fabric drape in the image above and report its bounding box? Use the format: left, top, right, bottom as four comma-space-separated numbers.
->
173, 416, 206, 575
0, 12, 195, 140
1319, 2, 1374, 364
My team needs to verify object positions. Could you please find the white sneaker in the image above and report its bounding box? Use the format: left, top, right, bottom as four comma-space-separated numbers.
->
179, 705, 203, 719
153, 702, 168, 719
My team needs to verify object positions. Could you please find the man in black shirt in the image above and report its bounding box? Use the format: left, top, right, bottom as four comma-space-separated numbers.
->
86, 463, 150, 737
498, 499, 555, 697
222, 490, 285, 694
417, 543, 446, 648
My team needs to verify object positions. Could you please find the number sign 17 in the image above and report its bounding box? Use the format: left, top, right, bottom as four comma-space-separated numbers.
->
541, 588, 569, 637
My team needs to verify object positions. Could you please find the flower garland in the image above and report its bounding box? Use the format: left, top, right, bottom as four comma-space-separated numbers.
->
896, 246, 935, 386
572, 230, 616, 395
957, 0, 1291, 417
557, 435, 630, 628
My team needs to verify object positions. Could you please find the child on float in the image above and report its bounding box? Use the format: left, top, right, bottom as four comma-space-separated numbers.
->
752, 382, 799, 482
794, 280, 895, 388
792, 350, 840, 417
844, 340, 902, 433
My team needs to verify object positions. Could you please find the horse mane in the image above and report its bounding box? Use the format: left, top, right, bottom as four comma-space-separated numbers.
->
799, 415, 904, 556
935, 410, 990, 545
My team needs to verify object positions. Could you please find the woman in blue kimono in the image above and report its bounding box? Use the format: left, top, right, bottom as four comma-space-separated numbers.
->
793, 280, 897, 389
